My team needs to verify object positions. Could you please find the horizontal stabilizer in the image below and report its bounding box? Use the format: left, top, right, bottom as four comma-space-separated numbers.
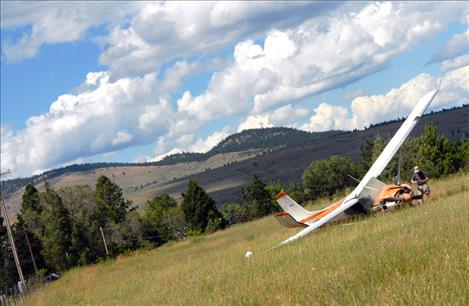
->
274, 212, 308, 228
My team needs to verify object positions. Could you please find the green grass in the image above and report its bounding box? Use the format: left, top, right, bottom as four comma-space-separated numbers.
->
24, 173, 469, 305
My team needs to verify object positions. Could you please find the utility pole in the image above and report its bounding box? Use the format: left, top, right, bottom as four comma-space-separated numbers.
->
0, 169, 26, 290
23, 224, 38, 272
100, 226, 109, 255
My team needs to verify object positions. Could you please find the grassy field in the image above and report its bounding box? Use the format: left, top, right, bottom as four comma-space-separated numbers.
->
24, 173, 469, 305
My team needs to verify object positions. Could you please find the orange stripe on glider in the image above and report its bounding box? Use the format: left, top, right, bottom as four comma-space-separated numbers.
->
299, 198, 344, 223
275, 191, 287, 200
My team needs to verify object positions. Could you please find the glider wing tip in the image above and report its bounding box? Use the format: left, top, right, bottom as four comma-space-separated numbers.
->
274, 191, 287, 200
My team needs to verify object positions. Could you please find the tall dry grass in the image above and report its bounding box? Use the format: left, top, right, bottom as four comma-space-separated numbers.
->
24, 173, 469, 305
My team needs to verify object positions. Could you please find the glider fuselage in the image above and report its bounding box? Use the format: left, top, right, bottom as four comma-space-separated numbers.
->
275, 182, 415, 229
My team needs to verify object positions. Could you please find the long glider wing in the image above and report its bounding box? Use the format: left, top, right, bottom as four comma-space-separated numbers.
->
275, 89, 439, 247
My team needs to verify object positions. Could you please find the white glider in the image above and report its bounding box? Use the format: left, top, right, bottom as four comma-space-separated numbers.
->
274, 89, 439, 247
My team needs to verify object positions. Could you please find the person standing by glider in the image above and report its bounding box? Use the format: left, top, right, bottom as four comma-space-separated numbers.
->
411, 166, 432, 204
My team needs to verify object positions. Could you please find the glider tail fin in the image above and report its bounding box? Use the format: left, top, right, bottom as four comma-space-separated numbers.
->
274, 191, 314, 222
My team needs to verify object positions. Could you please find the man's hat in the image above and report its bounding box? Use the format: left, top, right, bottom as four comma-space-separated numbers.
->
414, 166, 419, 172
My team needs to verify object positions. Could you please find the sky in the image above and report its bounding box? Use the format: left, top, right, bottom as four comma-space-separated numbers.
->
1, 1, 468, 178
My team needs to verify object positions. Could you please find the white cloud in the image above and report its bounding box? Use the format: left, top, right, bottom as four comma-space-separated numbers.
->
1, 71, 180, 177
189, 127, 231, 153
175, 2, 468, 126
99, 2, 340, 76
112, 131, 133, 146
1, 2, 140, 62
269, 104, 310, 127
238, 115, 273, 132
431, 28, 469, 72
302, 103, 352, 132
441, 54, 469, 72
302, 65, 469, 132
429, 30, 469, 65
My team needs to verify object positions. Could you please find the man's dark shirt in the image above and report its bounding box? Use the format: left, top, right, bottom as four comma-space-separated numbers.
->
411, 170, 428, 185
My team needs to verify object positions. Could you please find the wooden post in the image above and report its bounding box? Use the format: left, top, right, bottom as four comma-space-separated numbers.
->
99, 226, 109, 255
23, 225, 37, 272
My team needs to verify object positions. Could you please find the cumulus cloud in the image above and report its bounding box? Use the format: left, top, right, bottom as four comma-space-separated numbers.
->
238, 115, 273, 132
429, 29, 469, 72
302, 65, 469, 132
99, 1, 339, 76
269, 104, 310, 127
174, 2, 468, 126
237, 104, 310, 132
189, 127, 231, 153
441, 54, 469, 72
1, 2, 140, 62
1, 71, 177, 176
112, 131, 133, 146
429, 30, 469, 65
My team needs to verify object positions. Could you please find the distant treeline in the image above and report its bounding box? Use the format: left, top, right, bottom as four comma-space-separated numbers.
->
367, 104, 468, 129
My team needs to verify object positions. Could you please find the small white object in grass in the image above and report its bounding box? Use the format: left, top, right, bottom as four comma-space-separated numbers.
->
245, 251, 253, 258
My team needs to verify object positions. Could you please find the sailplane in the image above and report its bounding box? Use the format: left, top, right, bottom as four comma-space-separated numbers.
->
274, 89, 439, 247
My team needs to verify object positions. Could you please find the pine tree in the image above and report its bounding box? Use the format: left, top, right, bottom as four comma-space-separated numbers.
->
40, 186, 73, 271
21, 184, 42, 214
181, 181, 225, 233
12, 216, 46, 278
242, 175, 278, 219
417, 125, 461, 178
95, 176, 131, 224
143, 194, 178, 244
1, 242, 18, 289
21, 184, 44, 236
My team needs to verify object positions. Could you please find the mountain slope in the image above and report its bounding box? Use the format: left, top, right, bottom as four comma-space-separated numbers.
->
0, 128, 333, 198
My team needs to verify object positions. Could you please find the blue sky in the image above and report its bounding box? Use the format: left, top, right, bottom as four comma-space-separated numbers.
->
1, 1, 468, 178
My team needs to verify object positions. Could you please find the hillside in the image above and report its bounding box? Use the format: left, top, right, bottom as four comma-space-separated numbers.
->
23, 173, 469, 305
131, 105, 469, 204
0, 128, 330, 198
2, 151, 260, 218
2, 105, 468, 214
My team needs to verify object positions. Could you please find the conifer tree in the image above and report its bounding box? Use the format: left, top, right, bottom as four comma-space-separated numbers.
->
40, 186, 73, 271
1, 242, 18, 289
242, 175, 278, 218
95, 176, 131, 224
21, 184, 43, 236
181, 181, 225, 233
417, 125, 461, 177
21, 184, 42, 214
143, 194, 179, 244
12, 216, 46, 278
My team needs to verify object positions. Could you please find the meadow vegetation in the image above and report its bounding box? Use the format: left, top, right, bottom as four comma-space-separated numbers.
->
23, 173, 468, 305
